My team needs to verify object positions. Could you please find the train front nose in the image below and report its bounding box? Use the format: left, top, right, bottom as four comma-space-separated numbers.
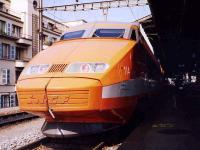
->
17, 77, 102, 117
46, 78, 102, 112
16, 78, 51, 117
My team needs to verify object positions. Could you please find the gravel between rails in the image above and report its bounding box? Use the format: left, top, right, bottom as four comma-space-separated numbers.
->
0, 118, 45, 150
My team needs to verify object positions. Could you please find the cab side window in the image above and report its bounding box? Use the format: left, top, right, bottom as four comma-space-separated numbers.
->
130, 30, 136, 41
132, 44, 148, 78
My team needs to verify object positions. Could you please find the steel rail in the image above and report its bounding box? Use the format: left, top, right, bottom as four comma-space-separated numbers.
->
0, 112, 38, 126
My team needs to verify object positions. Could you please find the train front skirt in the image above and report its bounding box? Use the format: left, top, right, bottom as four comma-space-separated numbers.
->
41, 121, 120, 138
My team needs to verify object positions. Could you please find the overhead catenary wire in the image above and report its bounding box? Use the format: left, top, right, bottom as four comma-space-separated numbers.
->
45, 11, 66, 22
40, 0, 148, 12
125, 0, 136, 20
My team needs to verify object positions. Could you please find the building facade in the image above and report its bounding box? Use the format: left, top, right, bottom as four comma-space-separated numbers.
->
0, 0, 67, 109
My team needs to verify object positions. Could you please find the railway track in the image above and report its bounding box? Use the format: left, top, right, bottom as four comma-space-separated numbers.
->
17, 136, 106, 150
17, 137, 48, 150
16, 110, 144, 150
0, 112, 38, 126
17, 130, 121, 150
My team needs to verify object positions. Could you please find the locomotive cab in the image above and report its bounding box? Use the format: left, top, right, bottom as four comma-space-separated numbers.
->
16, 22, 162, 137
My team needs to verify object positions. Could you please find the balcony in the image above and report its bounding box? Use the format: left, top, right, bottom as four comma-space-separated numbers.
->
0, 30, 21, 40
0, 31, 32, 46
15, 59, 29, 68
16, 35, 32, 46
53, 28, 62, 34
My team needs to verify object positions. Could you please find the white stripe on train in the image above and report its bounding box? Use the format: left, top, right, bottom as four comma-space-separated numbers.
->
102, 78, 160, 99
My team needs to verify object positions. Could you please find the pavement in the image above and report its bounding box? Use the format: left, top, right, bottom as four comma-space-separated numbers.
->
119, 86, 200, 150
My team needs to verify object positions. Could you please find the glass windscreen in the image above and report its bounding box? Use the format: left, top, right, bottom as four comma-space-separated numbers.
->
60, 30, 85, 40
93, 29, 125, 38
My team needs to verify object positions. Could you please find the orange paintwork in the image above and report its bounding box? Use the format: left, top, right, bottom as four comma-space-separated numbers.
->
16, 22, 160, 126
19, 38, 135, 83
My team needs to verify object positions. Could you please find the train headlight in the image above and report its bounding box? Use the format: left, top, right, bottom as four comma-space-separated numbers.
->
65, 62, 109, 73
23, 64, 51, 75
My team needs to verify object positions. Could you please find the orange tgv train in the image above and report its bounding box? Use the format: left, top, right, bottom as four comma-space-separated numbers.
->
16, 22, 163, 137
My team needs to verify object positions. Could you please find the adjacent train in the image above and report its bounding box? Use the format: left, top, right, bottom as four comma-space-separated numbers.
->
16, 22, 163, 138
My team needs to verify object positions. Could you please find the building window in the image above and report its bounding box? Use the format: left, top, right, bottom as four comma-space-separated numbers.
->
0, 43, 15, 60
16, 68, 23, 82
47, 22, 54, 30
0, 94, 10, 108
1, 69, 10, 85
0, 93, 17, 109
0, 20, 6, 35
0, 2, 3, 11
12, 25, 21, 38
2, 43, 10, 59
16, 47, 24, 60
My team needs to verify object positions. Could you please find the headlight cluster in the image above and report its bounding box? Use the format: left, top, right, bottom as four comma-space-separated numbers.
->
65, 62, 109, 73
23, 62, 109, 75
23, 64, 51, 75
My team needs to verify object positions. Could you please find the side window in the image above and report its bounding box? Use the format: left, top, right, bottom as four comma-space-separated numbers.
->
132, 44, 148, 78
60, 30, 85, 40
92, 29, 125, 38
130, 30, 136, 41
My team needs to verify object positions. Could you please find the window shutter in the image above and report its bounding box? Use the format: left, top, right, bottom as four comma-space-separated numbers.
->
0, 43, 2, 59
11, 46, 16, 60
0, 94, 2, 108
10, 93, 16, 107
5, 22, 7, 35
7, 45, 10, 59
0, 70, 2, 85
7, 23, 11, 36
1, 69, 7, 85
7, 69, 10, 84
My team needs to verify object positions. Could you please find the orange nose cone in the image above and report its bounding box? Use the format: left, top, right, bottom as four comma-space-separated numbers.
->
46, 78, 102, 111
16, 78, 51, 112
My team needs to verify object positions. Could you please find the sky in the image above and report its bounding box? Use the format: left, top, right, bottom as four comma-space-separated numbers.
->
43, 0, 151, 23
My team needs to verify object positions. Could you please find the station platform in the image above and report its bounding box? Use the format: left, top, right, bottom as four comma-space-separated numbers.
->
119, 88, 200, 150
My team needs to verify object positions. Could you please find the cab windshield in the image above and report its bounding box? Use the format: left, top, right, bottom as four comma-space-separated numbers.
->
93, 29, 125, 38
60, 30, 85, 40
